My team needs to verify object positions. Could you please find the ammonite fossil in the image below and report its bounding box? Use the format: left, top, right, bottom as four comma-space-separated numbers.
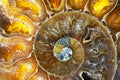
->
0, 0, 120, 80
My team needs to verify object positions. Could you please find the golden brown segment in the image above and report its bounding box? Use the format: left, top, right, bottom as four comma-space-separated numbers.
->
88, 0, 117, 19
44, 0, 65, 12
106, 3, 120, 38
0, 35, 33, 65
30, 67, 48, 80
67, 0, 88, 10
0, 55, 37, 80
5, 21, 30, 35
13, 55, 37, 80
48, 0, 61, 9
0, 11, 38, 38
9, 0, 47, 22
0, 0, 38, 38
70, 38, 84, 64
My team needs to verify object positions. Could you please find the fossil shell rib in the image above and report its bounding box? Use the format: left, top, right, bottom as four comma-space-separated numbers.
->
34, 11, 117, 80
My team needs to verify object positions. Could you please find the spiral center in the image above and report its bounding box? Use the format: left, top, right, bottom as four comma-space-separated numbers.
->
53, 37, 72, 62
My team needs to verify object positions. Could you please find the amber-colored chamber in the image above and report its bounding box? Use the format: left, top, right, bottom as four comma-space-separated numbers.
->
0, 0, 120, 80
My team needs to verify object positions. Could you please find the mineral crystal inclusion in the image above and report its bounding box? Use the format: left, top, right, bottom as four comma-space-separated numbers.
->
54, 37, 73, 62
56, 47, 72, 62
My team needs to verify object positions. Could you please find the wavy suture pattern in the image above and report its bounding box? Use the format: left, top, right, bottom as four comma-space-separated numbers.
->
35, 12, 116, 80
0, 0, 120, 80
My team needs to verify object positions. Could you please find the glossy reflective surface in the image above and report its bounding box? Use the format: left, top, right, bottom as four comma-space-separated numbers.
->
0, 0, 120, 80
